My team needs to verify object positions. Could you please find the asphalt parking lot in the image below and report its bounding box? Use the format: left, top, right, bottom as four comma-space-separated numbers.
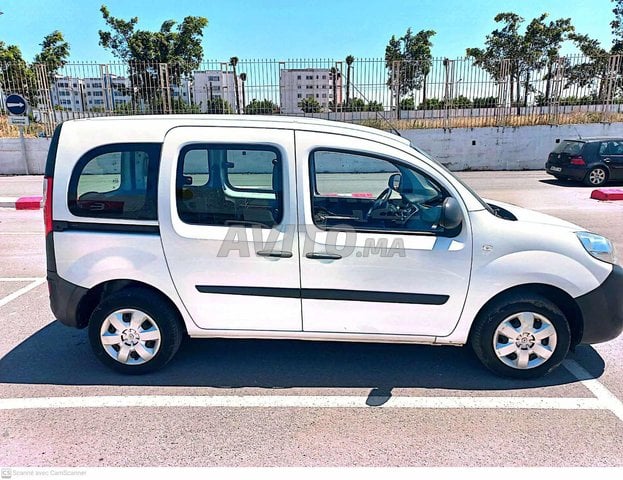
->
0, 171, 622, 467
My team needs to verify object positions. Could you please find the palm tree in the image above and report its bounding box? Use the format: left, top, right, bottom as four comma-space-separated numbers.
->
345, 55, 354, 108
239, 72, 247, 113
330, 67, 341, 112
229, 56, 240, 114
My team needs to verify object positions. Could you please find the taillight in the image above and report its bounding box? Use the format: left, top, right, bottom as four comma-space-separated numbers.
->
43, 176, 53, 235
570, 156, 586, 165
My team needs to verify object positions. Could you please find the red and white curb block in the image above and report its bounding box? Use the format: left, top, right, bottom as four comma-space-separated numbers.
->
591, 188, 623, 201
0, 195, 42, 210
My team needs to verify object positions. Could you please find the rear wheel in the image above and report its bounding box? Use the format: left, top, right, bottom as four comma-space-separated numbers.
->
88, 288, 184, 374
584, 167, 608, 187
470, 294, 571, 379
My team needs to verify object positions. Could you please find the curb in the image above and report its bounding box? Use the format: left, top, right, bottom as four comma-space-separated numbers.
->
0, 196, 43, 210
591, 188, 623, 201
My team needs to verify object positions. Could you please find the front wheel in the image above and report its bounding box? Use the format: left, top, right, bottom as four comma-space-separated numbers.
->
88, 288, 184, 374
470, 294, 571, 379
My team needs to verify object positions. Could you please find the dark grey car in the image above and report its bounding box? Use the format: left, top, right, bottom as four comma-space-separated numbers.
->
545, 137, 623, 186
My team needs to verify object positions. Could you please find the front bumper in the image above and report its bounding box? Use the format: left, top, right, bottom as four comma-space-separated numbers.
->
576, 264, 623, 344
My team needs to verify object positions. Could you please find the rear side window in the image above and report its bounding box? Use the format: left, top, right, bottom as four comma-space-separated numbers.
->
68, 143, 161, 220
553, 141, 583, 155
177, 144, 283, 228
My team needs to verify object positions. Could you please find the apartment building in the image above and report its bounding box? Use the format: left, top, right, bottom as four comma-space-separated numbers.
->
279, 68, 342, 114
192, 70, 241, 113
50, 74, 190, 112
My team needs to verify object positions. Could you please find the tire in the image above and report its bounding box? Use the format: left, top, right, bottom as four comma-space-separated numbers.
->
584, 166, 608, 187
88, 288, 184, 374
470, 294, 571, 379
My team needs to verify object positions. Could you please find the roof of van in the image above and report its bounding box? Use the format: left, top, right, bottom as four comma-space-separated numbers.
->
67, 114, 411, 146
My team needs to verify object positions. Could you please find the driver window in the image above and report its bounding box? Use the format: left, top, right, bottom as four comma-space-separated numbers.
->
310, 149, 448, 234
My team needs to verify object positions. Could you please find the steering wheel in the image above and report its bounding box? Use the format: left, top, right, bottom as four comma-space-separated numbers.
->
366, 187, 392, 220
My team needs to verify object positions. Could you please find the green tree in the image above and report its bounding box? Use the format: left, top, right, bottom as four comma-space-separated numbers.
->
33, 30, 70, 76
385, 28, 436, 105
524, 14, 574, 104
345, 54, 354, 106
399, 97, 416, 110
239, 72, 247, 112
298, 97, 321, 113
229, 56, 240, 114
343, 97, 365, 112
366, 100, 383, 111
245, 98, 279, 114
330, 67, 341, 111
467, 12, 575, 111
204, 97, 232, 114
98, 5, 208, 110
466, 13, 527, 112
0, 41, 35, 99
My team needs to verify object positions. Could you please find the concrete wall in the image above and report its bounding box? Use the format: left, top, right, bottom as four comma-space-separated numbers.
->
2, 122, 623, 175
0, 137, 50, 175
402, 122, 623, 170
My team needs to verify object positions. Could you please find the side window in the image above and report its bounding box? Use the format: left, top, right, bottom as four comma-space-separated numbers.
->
177, 145, 283, 228
310, 150, 449, 234
68, 143, 161, 220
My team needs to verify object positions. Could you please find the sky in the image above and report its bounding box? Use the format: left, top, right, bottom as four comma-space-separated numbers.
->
0, 0, 617, 63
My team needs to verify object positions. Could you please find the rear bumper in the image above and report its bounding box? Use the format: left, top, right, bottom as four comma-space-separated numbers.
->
576, 264, 623, 344
545, 162, 587, 180
47, 271, 89, 329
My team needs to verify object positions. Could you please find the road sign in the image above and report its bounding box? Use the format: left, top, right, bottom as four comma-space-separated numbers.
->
5, 94, 28, 115
8, 115, 29, 126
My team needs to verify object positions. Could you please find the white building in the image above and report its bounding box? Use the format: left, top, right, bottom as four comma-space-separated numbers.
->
279, 68, 342, 114
193, 70, 241, 113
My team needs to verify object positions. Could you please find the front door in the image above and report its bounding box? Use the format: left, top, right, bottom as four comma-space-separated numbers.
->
295, 131, 472, 337
159, 126, 301, 331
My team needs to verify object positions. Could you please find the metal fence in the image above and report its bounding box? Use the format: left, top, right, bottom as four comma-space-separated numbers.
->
2, 54, 623, 136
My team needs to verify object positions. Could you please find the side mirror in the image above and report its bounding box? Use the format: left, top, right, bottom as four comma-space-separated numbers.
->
440, 197, 462, 230
388, 173, 402, 191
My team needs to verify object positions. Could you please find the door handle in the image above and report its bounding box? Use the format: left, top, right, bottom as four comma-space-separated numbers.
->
604, 158, 611, 163
256, 250, 293, 258
305, 252, 342, 260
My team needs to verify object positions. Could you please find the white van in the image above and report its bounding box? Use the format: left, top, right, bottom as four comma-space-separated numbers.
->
44, 115, 623, 378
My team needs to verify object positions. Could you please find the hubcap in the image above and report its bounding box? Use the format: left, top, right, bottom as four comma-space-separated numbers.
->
100, 309, 161, 365
493, 312, 557, 370
589, 169, 606, 185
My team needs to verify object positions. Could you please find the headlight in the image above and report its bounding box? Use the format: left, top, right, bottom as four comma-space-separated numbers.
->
576, 232, 618, 264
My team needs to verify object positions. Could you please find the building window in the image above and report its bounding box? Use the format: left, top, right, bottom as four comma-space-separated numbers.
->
297, 93, 302, 98
306, 75, 313, 80
297, 75, 301, 80
322, 75, 327, 80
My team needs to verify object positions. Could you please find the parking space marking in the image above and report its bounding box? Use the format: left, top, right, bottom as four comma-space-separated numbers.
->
0, 394, 610, 411
564, 359, 623, 421
0, 278, 45, 308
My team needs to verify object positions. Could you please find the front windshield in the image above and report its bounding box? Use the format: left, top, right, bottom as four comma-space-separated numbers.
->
409, 143, 494, 213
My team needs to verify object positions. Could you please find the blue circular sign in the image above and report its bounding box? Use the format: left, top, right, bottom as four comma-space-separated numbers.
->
6, 94, 28, 115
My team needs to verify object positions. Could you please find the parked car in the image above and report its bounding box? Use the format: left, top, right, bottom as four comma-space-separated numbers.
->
44, 116, 623, 378
545, 137, 623, 186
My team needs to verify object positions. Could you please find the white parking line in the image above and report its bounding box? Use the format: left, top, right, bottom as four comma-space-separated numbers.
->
0, 277, 45, 282
0, 277, 45, 308
564, 359, 623, 421
0, 394, 610, 411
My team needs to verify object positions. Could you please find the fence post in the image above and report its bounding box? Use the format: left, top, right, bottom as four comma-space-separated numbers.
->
443, 58, 455, 130
495, 59, 510, 127
391, 60, 401, 120
602, 55, 621, 121
34, 63, 56, 136
158, 63, 172, 114
547, 58, 565, 126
